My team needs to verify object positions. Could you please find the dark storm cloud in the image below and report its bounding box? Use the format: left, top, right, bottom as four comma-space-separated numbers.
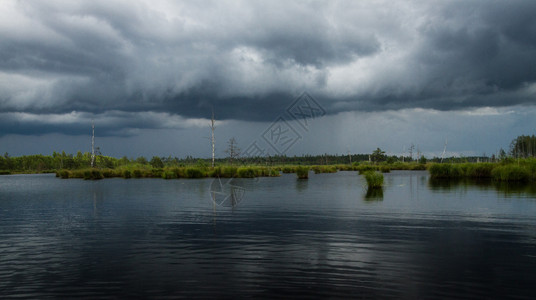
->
1, 0, 536, 136
0, 111, 204, 137
422, 2, 536, 101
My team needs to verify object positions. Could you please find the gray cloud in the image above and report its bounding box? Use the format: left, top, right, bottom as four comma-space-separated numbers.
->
1, 0, 536, 136
0, 110, 207, 137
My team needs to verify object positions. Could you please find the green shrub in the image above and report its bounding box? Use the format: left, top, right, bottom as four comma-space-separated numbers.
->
132, 169, 142, 178
185, 167, 204, 178
59, 170, 70, 179
151, 168, 163, 178
122, 170, 131, 179
162, 170, 177, 179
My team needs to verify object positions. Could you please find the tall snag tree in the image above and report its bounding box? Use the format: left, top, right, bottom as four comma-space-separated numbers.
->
225, 137, 241, 165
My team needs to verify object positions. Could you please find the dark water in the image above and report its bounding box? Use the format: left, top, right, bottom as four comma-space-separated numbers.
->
1, 171, 536, 299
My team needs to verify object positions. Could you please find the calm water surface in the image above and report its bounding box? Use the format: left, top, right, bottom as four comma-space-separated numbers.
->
1, 171, 536, 298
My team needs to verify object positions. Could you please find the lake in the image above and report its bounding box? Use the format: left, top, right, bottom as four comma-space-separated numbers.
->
1, 171, 536, 298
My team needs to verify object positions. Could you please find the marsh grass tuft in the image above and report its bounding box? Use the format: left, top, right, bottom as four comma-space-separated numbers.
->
357, 165, 376, 174
465, 163, 494, 178
281, 166, 297, 173
58, 170, 70, 179
364, 171, 383, 189
337, 164, 358, 171
312, 165, 337, 174
237, 167, 257, 178
379, 165, 391, 173
185, 167, 205, 178
85, 169, 103, 180
296, 166, 309, 179
491, 165, 530, 182
428, 164, 463, 178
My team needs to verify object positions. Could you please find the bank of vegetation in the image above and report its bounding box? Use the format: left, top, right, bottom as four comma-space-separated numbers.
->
0, 148, 486, 176
50, 161, 430, 180
56, 165, 282, 180
1, 134, 535, 183
428, 159, 536, 182
0, 150, 512, 181
0, 150, 426, 177
426, 133, 536, 184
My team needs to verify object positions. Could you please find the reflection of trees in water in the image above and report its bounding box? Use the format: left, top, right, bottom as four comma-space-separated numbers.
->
428, 178, 536, 197
295, 179, 308, 192
428, 178, 465, 191
494, 181, 536, 197
210, 177, 246, 207
365, 188, 383, 201
91, 183, 105, 218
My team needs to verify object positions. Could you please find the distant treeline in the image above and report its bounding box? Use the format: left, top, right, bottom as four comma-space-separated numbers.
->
0, 151, 498, 173
510, 135, 536, 158
1, 134, 534, 173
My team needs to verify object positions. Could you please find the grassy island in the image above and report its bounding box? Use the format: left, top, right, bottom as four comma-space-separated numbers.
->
428, 159, 536, 182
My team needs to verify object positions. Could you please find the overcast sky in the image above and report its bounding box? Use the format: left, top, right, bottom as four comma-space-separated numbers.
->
1, 0, 536, 158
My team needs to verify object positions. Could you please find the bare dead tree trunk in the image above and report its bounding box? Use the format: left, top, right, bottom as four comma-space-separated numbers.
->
91, 121, 95, 168
225, 137, 240, 165
210, 109, 215, 168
